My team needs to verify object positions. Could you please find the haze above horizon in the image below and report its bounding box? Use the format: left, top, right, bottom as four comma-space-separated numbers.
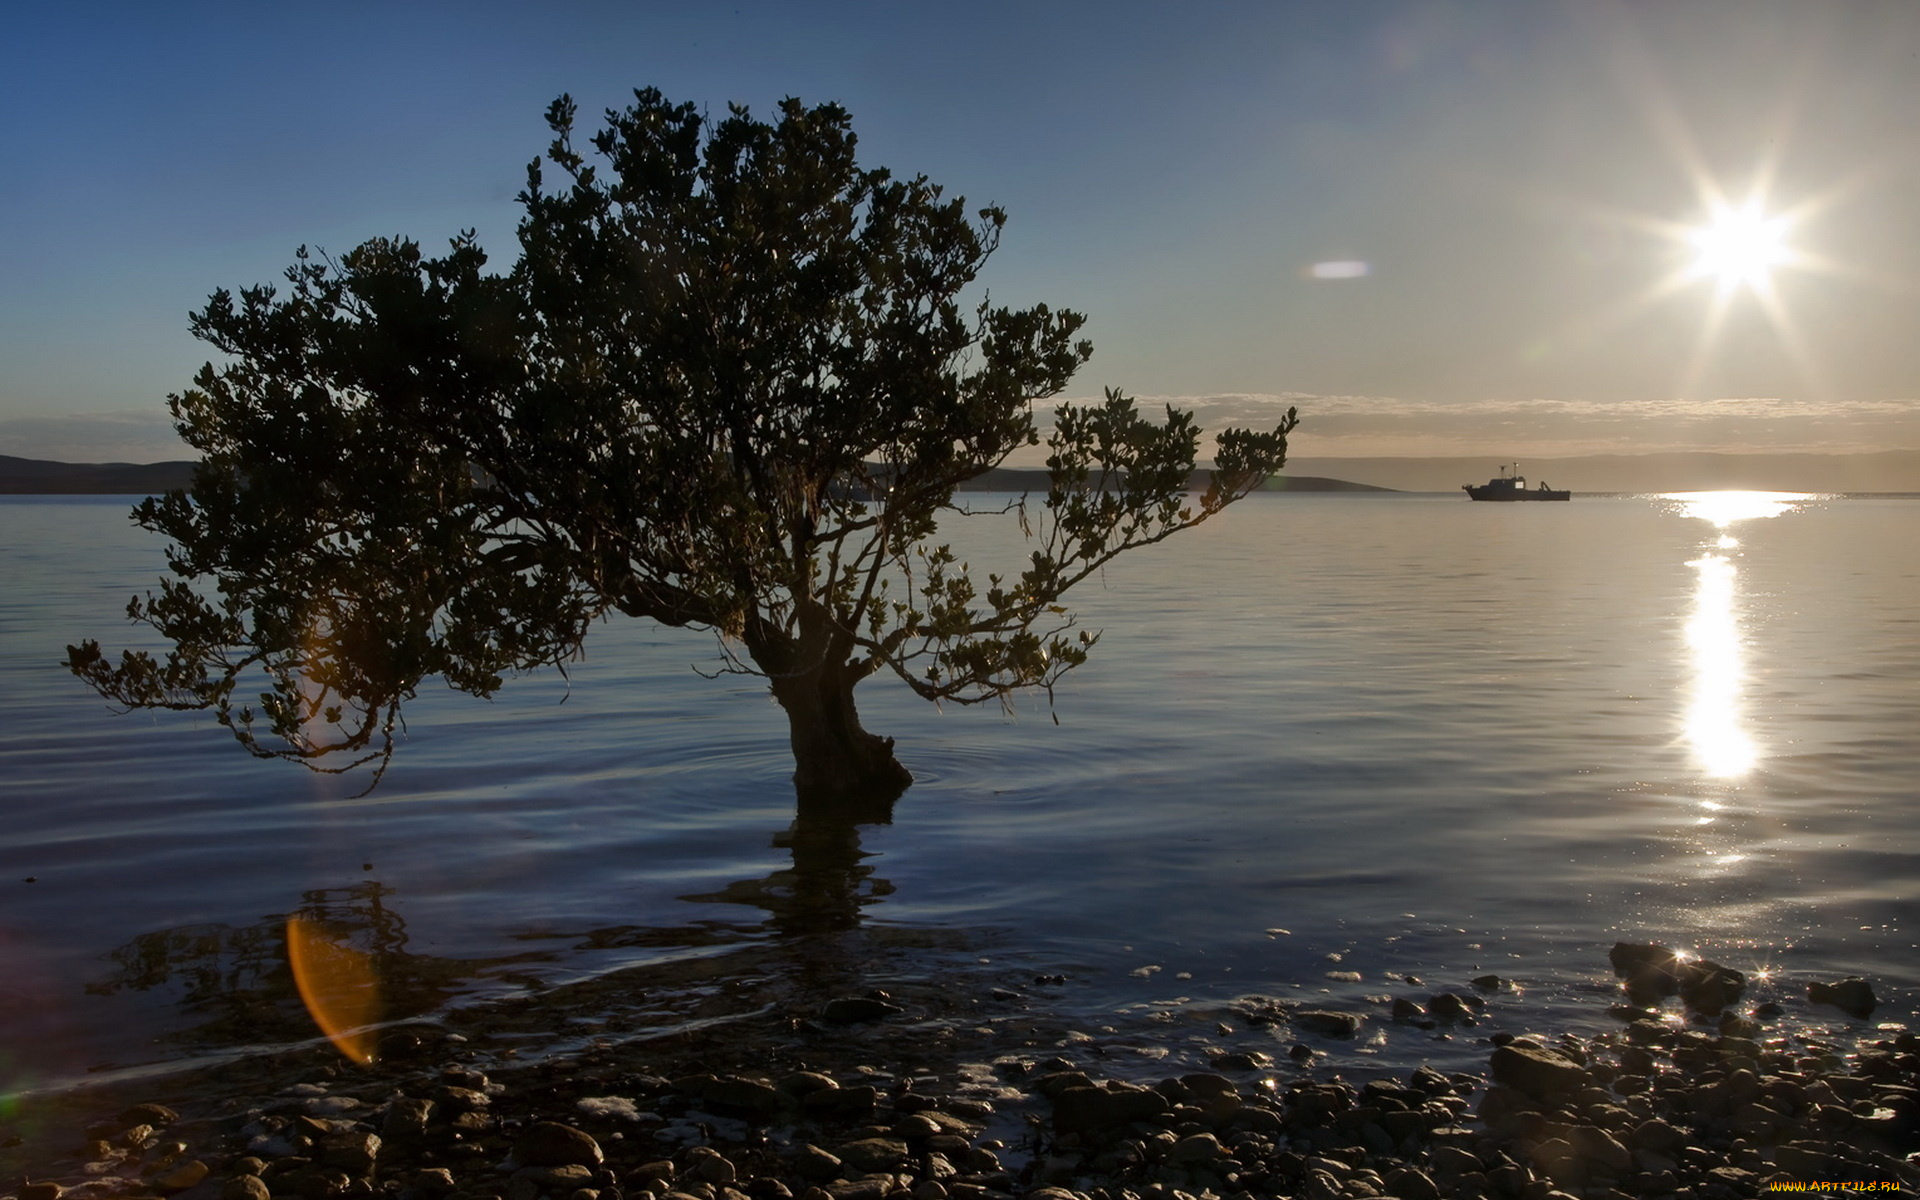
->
3, 2, 1917, 466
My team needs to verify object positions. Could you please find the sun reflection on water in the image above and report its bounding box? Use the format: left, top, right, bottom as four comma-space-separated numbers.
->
1662, 492, 1817, 780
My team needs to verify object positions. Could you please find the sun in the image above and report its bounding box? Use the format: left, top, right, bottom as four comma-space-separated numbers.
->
1686, 200, 1792, 292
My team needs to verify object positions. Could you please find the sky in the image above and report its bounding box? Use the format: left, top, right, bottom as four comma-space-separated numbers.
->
3, 0, 1918, 464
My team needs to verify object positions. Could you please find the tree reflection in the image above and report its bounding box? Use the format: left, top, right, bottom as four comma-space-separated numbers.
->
90, 800, 900, 1055
87, 881, 514, 1050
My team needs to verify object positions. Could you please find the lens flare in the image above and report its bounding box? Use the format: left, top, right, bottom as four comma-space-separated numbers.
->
286, 916, 380, 1064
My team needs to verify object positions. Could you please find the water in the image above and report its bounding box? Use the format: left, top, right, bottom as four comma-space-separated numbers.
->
2, 491, 1916, 1092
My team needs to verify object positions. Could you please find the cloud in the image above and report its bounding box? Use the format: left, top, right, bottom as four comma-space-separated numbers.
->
1306, 260, 1370, 280
0, 409, 191, 464
1032, 392, 1920, 459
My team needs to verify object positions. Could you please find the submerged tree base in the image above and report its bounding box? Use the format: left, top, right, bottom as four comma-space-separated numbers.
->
773, 669, 913, 824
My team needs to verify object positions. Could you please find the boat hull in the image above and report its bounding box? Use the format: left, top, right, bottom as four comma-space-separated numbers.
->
1464, 486, 1569, 501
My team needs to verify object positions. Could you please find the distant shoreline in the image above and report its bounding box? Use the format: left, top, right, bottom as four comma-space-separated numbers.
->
0, 456, 1398, 496
12, 451, 1920, 497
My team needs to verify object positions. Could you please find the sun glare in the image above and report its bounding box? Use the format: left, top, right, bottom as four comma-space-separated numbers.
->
1687, 201, 1791, 291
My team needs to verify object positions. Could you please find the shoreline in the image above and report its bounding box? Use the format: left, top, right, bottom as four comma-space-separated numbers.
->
5, 942, 1916, 1200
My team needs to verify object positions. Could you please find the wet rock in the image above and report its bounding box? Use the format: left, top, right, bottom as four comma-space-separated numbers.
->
1389, 997, 1426, 1023
1489, 1045, 1590, 1101
832, 1138, 908, 1173
1032, 1070, 1094, 1098
1207, 1050, 1270, 1072
413, 1169, 458, 1198
1426, 993, 1475, 1023
152, 1161, 210, 1195
802, 1084, 878, 1117
1382, 1165, 1440, 1199
1165, 1132, 1225, 1166
777, 1072, 839, 1098
436, 1086, 491, 1113
821, 996, 903, 1024
516, 1123, 604, 1168
1808, 976, 1879, 1018
383, 1098, 434, 1140
318, 1131, 380, 1175
1564, 1124, 1631, 1175
684, 1148, 736, 1186
1608, 941, 1682, 1003
702, 1076, 784, 1117
22, 1183, 66, 1200
119, 1104, 181, 1128
1676, 959, 1745, 1015
1292, 1009, 1362, 1038
222, 1175, 271, 1200
628, 1160, 677, 1189
892, 1113, 941, 1139
793, 1145, 842, 1182
1469, 974, 1502, 991
1050, 1083, 1170, 1134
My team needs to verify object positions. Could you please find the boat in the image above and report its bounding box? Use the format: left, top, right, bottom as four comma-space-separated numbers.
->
1463, 464, 1569, 501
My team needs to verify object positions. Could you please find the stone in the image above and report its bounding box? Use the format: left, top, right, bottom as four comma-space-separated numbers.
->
777, 1072, 840, 1098
1165, 1133, 1225, 1166
703, 1077, 784, 1117
118, 1104, 180, 1128
794, 1146, 843, 1182
833, 1138, 909, 1173
516, 1123, 604, 1168
1676, 960, 1745, 1015
1628, 1117, 1683, 1154
1390, 997, 1426, 1023
1426, 994, 1474, 1023
223, 1176, 271, 1200
22, 1184, 65, 1200
1488, 1045, 1590, 1100
1050, 1084, 1170, 1134
1608, 942, 1681, 1003
1178, 1072, 1236, 1098
803, 1085, 878, 1117
1293, 1009, 1362, 1038
1807, 976, 1878, 1018
291, 1167, 351, 1200
821, 997, 903, 1024
383, 1098, 434, 1140
1564, 1125, 1631, 1175
684, 1148, 735, 1186
1607, 941, 1677, 975
318, 1131, 380, 1175
413, 1169, 458, 1198
437, 1086, 491, 1113
153, 1162, 210, 1194
1381, 1166, 1440, 1200
1208, 1050, 1271, 1072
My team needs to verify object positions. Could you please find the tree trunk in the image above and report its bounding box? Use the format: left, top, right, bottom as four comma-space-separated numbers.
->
767, 661, 912, 819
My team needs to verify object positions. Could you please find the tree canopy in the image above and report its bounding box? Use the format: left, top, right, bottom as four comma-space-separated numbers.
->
67, 88, 1296, 808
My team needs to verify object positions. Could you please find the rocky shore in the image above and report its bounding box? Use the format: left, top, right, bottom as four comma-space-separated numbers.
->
5, 943, 1915, 1200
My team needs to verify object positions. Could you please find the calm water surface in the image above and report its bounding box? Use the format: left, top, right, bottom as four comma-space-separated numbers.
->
2, 492, 1916, 1090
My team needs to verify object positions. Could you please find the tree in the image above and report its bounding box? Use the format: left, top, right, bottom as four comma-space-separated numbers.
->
66, 88, 1296, 809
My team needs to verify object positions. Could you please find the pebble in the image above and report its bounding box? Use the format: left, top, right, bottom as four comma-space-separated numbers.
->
8, 954, 1916, 1200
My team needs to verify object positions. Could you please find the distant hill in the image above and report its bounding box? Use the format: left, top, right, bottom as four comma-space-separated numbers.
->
0, 455, 195, 494
952, 466, 1393, 493
1259, 473, 1397, 493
